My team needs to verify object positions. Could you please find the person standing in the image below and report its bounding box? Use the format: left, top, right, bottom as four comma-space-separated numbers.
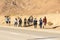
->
29, 16, 33, 25
43, 16, 47, 28
8, 17, 11, 24
18, 18, 22, 27
27, 16, 33, 26
33, 18, 37, 28
14, 18, 18, 27
24, 18, 27, 27
5, 16, 11, 24
27, 18, 30, 26
39, 18, 43, 29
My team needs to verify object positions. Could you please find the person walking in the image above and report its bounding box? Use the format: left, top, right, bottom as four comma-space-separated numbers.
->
39, 18, 43, 29
33, 18, 37, 28
43, 16, 47, 28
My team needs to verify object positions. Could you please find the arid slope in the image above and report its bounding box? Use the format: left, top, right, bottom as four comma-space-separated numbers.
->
0, 0, 60, 16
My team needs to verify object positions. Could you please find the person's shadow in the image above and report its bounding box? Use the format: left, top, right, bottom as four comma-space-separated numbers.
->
52, 26, 60, 29
45, 26, 60, 29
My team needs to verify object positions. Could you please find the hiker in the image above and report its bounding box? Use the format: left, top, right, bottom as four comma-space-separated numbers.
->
27, 18, 30, 26
29, 16, 33, 25
28, 16, 33, 26
33, 18, 37, 28
5, 16, 8, 24
14, 18, 18, 26
39, 18, 43, 28
29, 16, 33, 23
8, 17, 11, 24
18, 18, 22, 27
24, 18, 27, 27
5, 16, 11, 24
43, 16, 47, 28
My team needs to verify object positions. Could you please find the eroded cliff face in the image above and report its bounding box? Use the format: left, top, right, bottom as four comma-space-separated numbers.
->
0, 0, 60, 16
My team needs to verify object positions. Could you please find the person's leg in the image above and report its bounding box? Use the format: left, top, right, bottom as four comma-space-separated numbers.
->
24, 22, 26, 27
43, 23, 44, 29
28, 21, 30, 26
40, 25, 42, 29
18, 24, 20, 27
21, 23, 22, 27
14, 22, 17, 27
34, 25, 37, 28
34, 25, 36, 28
43, 23, 46, 29
19, 23, 22, 27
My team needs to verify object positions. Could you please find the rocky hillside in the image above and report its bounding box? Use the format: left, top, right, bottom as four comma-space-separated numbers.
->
0, 0, 60, 16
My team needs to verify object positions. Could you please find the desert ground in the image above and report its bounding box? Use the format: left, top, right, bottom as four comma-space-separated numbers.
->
0, 13, 60, 30
0, 0, 60, 30
0, 0, 60, 40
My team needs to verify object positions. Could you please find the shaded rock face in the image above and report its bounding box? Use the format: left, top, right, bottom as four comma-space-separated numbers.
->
0, 0, 60, 16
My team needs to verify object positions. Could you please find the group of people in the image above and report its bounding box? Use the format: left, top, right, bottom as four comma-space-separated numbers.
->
5, 16, 47, 29
33, 16, 47, 28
